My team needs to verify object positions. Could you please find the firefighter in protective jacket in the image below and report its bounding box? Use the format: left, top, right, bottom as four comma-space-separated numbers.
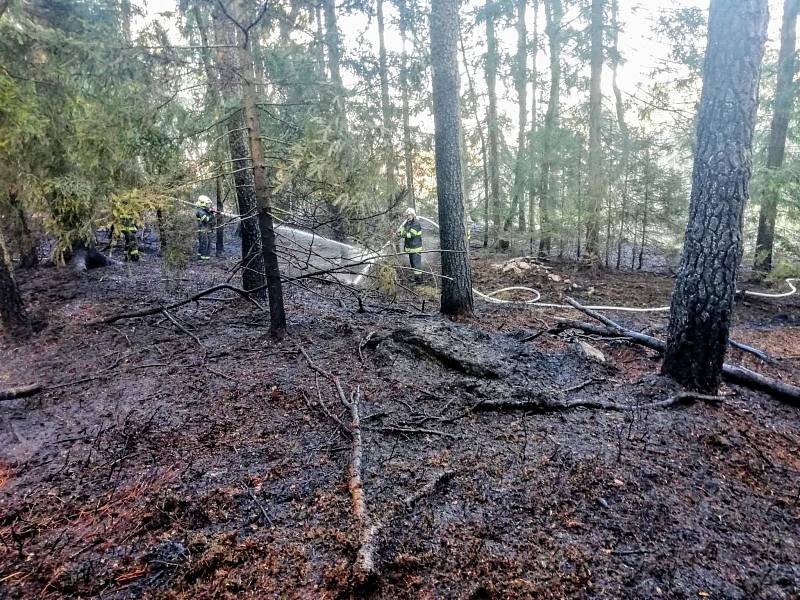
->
398, 207, 423, 282
120, 217, 139, 262
196, 195, 214, 261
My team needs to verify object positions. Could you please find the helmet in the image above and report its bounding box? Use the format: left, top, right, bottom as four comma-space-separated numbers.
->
196, 195, 212, 208
404, 207, 416, 218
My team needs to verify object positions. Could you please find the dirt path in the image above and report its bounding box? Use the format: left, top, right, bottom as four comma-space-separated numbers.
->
0, 257, 798, 599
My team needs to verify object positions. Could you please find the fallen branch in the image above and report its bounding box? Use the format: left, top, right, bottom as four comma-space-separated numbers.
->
728, 339, 775, 364
162, 309, 205, 349
563, 297, 800, 405
99, 283, 266, 324
299, 347, 375, 583
472, 391, 721, 413
400, 470, 456, 510
0, 383, 43, 401
365, 425, 458, 439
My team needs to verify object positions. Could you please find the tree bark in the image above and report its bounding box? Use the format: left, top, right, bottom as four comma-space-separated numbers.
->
753, 0, 799, 274
484, 1, 502, 243
611, 0, 630, 271
504, 0, 527, 232
8, 186, 37, 269
538, 0, 562, 257
528, 0, 539, 249
323, 0, 344, 92
0, 229, 31, 338
584, 0, 604, 259
431, 0, 474, 317
213, 10, 266, 298
459, 26, 491, 248
377, 0, 396, 202
399, 7, 416, 209
238, 28, 288, 339
638, 149, 650, 270
215, 176, 225, 256
323, 0, 348, 241
662, 0, 769, 393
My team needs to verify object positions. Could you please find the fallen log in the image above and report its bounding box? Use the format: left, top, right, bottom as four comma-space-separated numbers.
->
552, 319, 773, 363
563, 297, 800, 405
0, 383, 43, 401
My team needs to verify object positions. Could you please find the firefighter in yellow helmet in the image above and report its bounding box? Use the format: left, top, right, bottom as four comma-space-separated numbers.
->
196, 195, 214, 261
397, 207, 423, 283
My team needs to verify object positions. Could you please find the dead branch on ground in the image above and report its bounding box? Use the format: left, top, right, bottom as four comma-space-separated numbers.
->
563, 297, 800, 404
473, 391, 722, 413
0, 383, 43, 401
299, 347, 376, 582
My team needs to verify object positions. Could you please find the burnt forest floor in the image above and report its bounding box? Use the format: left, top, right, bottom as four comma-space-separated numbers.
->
1, 253, 799, 599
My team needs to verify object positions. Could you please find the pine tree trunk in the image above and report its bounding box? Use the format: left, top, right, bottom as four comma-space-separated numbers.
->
239, 38, 287, 339
323, 0, 347, 241
213, 11, 266, 298
459, 26, 491, 249
377, 0, 395, 201
8, 186, 37, 269
504, 0, 527, 232
484, 1, 502, 243
0, 229, 31, 338
528, 0, 539, 249
538, 0, 562, 257
753, 0, 798, 274
662, 0, 768, 393
324, 0, 344, 92
215, 176, 224, 256
400, 12, 415, 209
616, 161, 630, 269
638, 155, 649, 270
584, 0, 604, 259
432, 0, 474, 317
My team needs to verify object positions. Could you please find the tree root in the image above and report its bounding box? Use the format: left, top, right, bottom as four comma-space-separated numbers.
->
562, 297, 800, 405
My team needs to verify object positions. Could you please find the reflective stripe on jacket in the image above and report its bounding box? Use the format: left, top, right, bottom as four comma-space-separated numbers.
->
399, 218, 423, 252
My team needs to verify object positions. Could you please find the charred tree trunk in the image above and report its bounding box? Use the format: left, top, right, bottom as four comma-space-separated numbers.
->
504, 0, 527, 232
432, 0, 474, 317
538, 0, 562, 257
584, 0, 604, 259
662, 0, 768, 393
484, 1, 502, 243
239, 33, 288, 339
0, 229, 31, 338
753, 0, 798, 274
377, 0, 396, 202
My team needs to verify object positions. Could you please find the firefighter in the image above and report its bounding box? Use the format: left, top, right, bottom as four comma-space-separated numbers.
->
397, 207, 423, 283
120, 217, 139, 262
196, 195, 214, 261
